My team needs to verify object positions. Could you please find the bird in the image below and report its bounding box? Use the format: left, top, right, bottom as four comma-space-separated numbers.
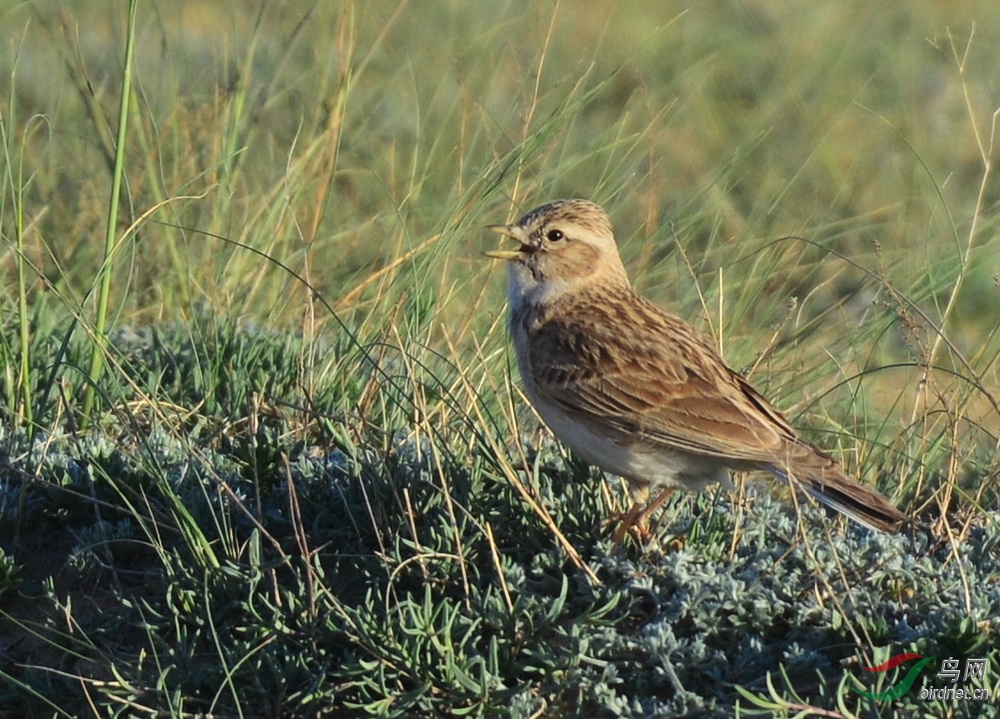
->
485, 198, 906, 542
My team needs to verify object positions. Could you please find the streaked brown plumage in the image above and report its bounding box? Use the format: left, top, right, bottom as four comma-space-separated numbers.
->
486, 199, 906, 538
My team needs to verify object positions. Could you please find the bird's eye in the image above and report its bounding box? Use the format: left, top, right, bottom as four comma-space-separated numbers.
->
546, 229, 565, 242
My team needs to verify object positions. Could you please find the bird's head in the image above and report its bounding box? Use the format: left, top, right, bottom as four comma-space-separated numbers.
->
485, 199, 629, 300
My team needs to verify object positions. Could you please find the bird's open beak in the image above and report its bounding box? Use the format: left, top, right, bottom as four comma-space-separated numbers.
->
483, 224, 530, 261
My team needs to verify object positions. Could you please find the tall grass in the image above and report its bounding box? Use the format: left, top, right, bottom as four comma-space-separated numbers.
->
79, 0, 138, 427
0, 1, 998, 716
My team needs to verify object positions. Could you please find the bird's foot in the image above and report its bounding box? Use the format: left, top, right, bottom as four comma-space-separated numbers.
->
607, 488, 678, 547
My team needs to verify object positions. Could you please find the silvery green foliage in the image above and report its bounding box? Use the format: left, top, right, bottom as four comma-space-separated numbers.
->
7, 420, 1000, 717
68, 518, 137, 576
4, 324, 997, 718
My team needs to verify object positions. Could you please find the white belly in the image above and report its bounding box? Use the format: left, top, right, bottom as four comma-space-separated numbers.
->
519, 362, 731, 501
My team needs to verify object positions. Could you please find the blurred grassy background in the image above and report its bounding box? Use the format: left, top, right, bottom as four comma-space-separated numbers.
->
4, 0, 997, 480
3, 1, 997, 315
1, 1, 999, 716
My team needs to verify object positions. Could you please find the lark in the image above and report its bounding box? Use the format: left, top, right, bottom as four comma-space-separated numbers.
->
486, 199, 906, 541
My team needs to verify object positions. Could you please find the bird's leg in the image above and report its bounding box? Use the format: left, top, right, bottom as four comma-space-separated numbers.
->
638, 487, 676, 523
610, 488, 676, 545
610, 501, 645, 545
632, 487, 676, 538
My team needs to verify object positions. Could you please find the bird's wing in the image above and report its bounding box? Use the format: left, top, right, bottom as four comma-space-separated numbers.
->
528, 294, 797, 465
527, 290, 906, 532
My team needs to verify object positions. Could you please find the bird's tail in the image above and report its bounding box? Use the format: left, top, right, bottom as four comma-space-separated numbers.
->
763, 442, 906, 533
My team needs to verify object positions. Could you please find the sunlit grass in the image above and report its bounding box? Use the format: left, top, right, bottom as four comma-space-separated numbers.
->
1, 1, 998, 716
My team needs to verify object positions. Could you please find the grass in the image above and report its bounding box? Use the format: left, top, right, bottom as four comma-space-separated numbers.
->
1, 1, 999, 716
